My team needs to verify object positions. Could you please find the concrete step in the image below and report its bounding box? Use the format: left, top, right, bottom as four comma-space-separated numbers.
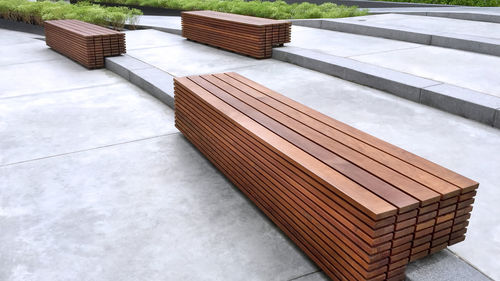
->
292, 14, 500, 57
273, 26, 500, 128
368, 7, 500, 24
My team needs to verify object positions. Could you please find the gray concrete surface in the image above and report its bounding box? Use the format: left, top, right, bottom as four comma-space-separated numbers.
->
125, 30, 274, 77
127, 15, 182, 35
272, 25, 500, 127
289, 26, 421, 57
0, 28, 318, 281
141, 18, 500, 124
368, 7, 500, 23
1, 27, 499, 281
280, 0, 451, 8
272, 45, 500, 127
350, 41, 500, 98
290, 250, 492, 281
328, 13, 500, 40
293, 13, 500, 57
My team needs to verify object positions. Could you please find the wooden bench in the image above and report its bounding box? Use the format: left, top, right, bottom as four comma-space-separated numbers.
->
45, 20, 126, 69
173, 72, 478, 281
181, 11, 291, 59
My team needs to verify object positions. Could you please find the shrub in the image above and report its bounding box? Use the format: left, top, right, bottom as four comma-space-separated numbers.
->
0, 0, 143, 28
376, 0, 500, 6
88, 0, 368, 19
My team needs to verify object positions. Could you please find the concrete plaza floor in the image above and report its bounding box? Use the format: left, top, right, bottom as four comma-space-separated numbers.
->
1, 27, 499, 281
288, 25, 500, 98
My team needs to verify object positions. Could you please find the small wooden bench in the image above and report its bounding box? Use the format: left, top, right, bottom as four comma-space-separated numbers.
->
181, 11, 291, 59
173, 72, 478, 281
45, 20, 126, 69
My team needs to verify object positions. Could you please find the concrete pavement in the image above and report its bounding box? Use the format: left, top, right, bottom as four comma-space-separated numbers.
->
0, 29, 317, 281
368, 7, 500, 23
1, 26, 498, 281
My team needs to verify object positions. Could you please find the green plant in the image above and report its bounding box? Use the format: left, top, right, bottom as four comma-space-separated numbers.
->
87, 0, 368, 19
0, 0, 143, 28
375, 0, 500, 6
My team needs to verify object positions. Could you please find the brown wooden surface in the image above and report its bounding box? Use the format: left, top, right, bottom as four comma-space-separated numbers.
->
44, 20, 125, 69
181, 11, 290, 59
173, 72, 478, 281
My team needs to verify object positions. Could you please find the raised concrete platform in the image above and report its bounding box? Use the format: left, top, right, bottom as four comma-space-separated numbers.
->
126, 15, 182, 35
292, 13, 500, 57
273, 26, 500, 128
368, 7, 500, 23
119, 17, 500, 128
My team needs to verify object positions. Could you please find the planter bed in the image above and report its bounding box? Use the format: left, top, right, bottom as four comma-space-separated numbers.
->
69, 0, 182, 16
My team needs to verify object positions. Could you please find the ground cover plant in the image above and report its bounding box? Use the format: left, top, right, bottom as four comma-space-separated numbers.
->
378, 0, 500, 6
88, 0, 368, 19
0, 0, 142, 29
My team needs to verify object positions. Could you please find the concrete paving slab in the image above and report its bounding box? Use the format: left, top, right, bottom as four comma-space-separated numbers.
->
342, 13, 500, 40
127, 33, 274, 76
0, 133, 317, 281
421, 84, 500, 125
128, 15, 182, 35
406, 250, 492, 281
350, 45, 500, 98
291, 250, 491, 281
297, 14, 500, 56
0, 39, 63, 66
129, 67, 175, 108
274, 27, 500, 126
0, 27, 41, 45
368, 7, 500, 23
290, 272, 329, 281
0, 82, 177, 166
0, 59, 122, 99
105, 54, 153, 80
320, 18, 433, 45
289, 26, 421, 57
273, 46, 440, 102
124, 29, 184, 50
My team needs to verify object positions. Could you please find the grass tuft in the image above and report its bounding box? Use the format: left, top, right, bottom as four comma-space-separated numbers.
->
89, 0, 368, 19
376, 0, 500, 6
0, 0, 143, 29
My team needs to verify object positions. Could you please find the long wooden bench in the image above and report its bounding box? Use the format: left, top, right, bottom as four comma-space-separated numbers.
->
173, 72, 478, 281
181, 11, 291, 59
45, 20, 126, 69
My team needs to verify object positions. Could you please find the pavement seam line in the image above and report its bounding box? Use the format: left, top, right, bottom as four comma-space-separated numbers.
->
127, 42, 185, 51
287, 270, 322, 281
450, 251, 495, 280
0, 57, 64, 68
345, 45, 425, 58
0, 82, 122, 101
0, 132, 181, 168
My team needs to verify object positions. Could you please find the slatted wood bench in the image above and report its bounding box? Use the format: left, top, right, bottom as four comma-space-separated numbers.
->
181, 11, 291, 59
45, 19, 126, 69
173, 72, 478, 281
